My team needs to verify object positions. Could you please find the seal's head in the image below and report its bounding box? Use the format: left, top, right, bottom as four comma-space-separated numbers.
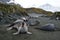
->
21, 17, 26, 20
21, 17, 28, 22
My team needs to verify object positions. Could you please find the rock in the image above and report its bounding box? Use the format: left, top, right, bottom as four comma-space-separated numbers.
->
0, 12, 22, 24
0, 11, 3, 16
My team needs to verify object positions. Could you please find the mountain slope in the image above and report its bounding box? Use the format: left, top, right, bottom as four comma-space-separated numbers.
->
25, 7, 53, 16
25, 7, 47, 14
0, 2, 28, 24
40, 4, 60, 12
0, 2, 28, 16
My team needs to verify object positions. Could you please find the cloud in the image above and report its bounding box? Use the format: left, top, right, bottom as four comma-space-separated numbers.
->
14, 0, 47, 8
2, 0, 60, 8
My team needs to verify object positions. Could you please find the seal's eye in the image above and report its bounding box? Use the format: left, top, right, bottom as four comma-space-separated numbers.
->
23, 20, 28, 22
24, 20, 25, 21
26, 20, 28, 21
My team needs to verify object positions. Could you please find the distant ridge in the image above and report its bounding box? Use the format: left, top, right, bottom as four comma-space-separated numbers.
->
40, 4, 60, 12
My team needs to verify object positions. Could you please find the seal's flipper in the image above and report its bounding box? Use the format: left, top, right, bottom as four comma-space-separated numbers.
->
8, 23, 16, 27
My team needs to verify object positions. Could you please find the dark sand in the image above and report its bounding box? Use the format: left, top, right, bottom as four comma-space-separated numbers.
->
0, 17, 60, 40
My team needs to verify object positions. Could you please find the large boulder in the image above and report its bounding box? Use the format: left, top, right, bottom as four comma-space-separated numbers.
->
0, 12, 22, 24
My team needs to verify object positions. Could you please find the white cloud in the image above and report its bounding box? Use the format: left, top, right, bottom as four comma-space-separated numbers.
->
14, 0, 60, 8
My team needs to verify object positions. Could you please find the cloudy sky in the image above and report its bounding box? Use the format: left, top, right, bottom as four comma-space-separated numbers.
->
10, 0, 60, 8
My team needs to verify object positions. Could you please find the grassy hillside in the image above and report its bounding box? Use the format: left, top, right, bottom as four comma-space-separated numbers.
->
25, 7, 53, 16
54, 12, 60, 15
52, 12, 60, 17
0, 2, 29, 24
0, 2, 54, 17
0, 2, 28, 16
25, 7, 47, 14
0, 2, 60, 17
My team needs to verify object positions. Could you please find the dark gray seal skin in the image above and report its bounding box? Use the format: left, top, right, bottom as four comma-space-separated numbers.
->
35, 23, 60, 31
28, 20, 40, 26
28, 18, 40, 26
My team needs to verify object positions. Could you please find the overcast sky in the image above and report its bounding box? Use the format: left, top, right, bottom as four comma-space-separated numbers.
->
12, 0, 60, 8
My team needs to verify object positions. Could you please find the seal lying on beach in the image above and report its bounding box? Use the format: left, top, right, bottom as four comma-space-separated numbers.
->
35, 23, 60, 31
7, 17, 32, 35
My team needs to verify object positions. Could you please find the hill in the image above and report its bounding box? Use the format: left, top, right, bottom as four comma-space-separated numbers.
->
25, 7, 53, 16
0, 2, 28, 24
40, 4, 60, 12
0, 2, 28, 16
